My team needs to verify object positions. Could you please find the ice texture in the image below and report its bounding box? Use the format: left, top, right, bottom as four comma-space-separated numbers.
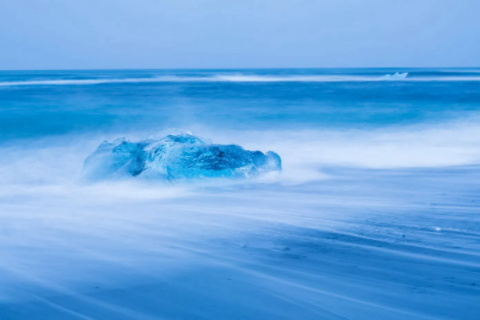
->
381, 72, 408, 80
81, 134, 282, 181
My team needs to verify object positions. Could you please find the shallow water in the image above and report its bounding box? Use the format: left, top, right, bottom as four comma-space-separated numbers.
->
1, 69, 479, 319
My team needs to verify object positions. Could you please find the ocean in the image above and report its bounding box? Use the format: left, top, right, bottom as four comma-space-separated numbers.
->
1, 68, 479, 319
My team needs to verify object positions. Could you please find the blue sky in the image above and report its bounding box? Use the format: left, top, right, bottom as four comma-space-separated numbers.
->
0, 0, 479, 69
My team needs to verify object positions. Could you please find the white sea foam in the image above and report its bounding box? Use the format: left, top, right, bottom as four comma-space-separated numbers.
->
1, 134, 479, 319
1, 119, 480, 319
381, 72, 408, 80
2, 118, 480, 189
0, 77, 178, 87
189, 119, 480, 183
2, 74, 480, 87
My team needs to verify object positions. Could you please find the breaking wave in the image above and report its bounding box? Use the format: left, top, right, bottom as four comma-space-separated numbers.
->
2, 74, 480, 86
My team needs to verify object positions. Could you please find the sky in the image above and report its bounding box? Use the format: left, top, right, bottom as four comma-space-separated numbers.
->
0, 0, 479, 70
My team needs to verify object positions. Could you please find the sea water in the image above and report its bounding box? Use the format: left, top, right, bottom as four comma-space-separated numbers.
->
1, 69, 479, 319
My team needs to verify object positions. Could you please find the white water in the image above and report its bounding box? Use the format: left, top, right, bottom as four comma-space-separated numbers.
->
1, 123, 480, 319
3, 74, 480, 87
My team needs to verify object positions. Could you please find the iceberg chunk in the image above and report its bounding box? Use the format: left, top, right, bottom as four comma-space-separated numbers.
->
81, 134, 282, 182
381, 72, 408, 80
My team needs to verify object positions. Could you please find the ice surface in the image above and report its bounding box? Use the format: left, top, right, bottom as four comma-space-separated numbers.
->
381, 72, 408, 80
81, 134, 282, 182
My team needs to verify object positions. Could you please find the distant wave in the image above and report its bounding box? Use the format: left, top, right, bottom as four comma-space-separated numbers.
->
0, 78, 178, 87
0, 75, 378, 86
380, 72, 408, 80
2, 74, 480, 86
211, 75, 372, 82
214, 74, 480, 82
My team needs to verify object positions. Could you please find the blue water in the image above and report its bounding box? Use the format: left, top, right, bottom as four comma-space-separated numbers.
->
1, 69, 480, 319
1, 68, 480, 140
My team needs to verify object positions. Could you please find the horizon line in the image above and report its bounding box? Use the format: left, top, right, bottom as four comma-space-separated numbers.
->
1, 66, 480, 72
